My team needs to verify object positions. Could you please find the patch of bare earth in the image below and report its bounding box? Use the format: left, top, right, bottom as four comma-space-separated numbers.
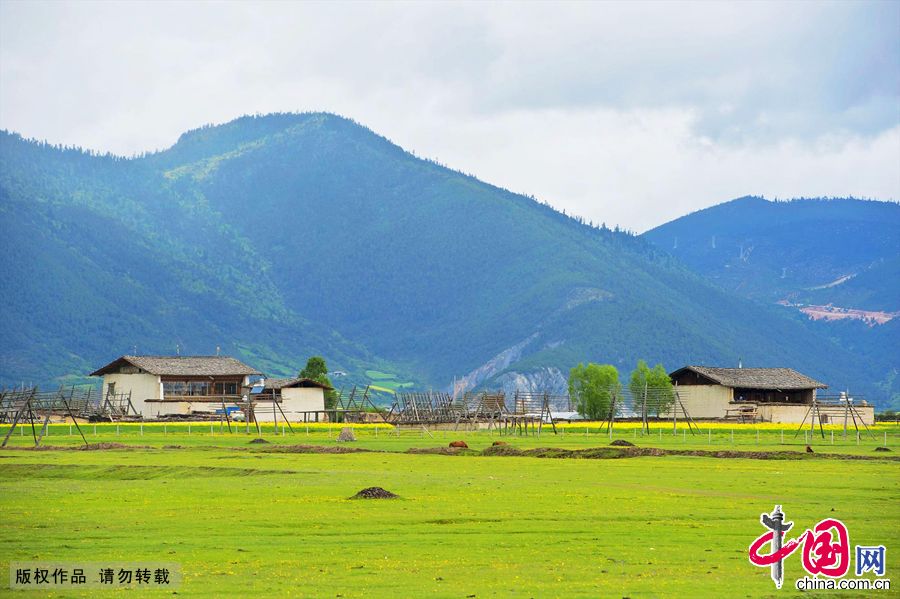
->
261, 444, 375, 454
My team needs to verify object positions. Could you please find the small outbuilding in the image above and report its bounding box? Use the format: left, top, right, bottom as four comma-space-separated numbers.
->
252, 377, 332, 422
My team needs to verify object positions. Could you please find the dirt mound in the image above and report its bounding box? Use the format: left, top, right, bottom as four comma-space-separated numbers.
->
407, 447, 467, 455
481, 445, 524, 457
874, 446, 892, 452
5, 443, 149, 451
609, 439, 635, 447
80, 442, 146, 450
350, 487, 399, 500
337, 427, 357, 442
449, 440, 468, 448
263, 444, 372, 454
249, 438, 270, 445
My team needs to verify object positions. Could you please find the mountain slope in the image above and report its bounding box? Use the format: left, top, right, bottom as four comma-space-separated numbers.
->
642, 196, 899, 308
643, 196, 899, 407
0, 131, 392, 387
0, 115, 893, 407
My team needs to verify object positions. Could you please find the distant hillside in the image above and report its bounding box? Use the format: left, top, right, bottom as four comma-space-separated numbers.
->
643, 196, 899, 407
643, 196, 899, 308
1, 116, 895, 407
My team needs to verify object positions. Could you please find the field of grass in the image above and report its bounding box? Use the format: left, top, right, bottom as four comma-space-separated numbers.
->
362, 371, 415, 394
3, 420, 897, 454
1, 423, 898, 597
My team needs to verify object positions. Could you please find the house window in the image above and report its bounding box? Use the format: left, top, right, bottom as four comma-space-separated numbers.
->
213, 382, 238, 395
163, 380, 238, 396
163, 381, 185, 396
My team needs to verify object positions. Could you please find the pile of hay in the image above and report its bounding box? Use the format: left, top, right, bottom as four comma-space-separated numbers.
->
337, 427, 357, 442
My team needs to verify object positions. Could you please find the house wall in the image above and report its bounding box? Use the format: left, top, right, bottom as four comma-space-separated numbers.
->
667, 385, 733, 418
757, 403, 875, 425
254, 387, 326, 422
102, 373, 162, 417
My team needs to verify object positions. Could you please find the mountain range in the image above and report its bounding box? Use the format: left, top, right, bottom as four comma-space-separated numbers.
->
1, 112, 896, 408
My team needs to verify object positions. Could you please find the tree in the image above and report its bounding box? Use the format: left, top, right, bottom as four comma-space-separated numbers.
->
299, 356, 337, 410
629, 360, 675, 417
568, 363, 621, 420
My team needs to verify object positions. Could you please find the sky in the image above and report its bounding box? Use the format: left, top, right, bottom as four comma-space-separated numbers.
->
1, 1, 898, 232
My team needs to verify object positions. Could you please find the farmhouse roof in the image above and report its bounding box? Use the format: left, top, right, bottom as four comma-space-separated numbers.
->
263, 377, 333, 391
90, 355, 262, 377
670, 366, 827, 390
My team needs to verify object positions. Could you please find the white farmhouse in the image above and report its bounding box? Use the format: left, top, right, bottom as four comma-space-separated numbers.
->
90, 355, 261, 418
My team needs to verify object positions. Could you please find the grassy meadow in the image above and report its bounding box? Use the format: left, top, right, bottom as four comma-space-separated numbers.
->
1, 422, 898, 597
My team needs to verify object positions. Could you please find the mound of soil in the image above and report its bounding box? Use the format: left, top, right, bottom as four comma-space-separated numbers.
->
609, 439, 635, 447
337, 427, 357, 442
263, 444, 373, 454
481, 445, 523, 457
407, 447, 467, 455
79, 442, 142, 451
874, 446, 892, 452
350, 487, 399, 500
249, 438, 270, 445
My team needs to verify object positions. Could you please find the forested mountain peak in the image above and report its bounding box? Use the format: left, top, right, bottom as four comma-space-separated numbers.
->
147, 112, 401, 171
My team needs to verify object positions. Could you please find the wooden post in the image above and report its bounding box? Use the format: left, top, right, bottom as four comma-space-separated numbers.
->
642, 381, 648, 435
672, 383, 677, 435
274, 398, 294, 433
2, 391, 32, 447
843, 396, 849, 439
60, 394, 87, 446
221, 397, 233, 434
35, 410, 53, 447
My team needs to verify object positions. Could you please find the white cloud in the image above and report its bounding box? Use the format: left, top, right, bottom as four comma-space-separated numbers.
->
1, 0, 898, 230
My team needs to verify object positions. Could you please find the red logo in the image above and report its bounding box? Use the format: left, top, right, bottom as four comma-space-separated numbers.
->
749, 506, 850, 588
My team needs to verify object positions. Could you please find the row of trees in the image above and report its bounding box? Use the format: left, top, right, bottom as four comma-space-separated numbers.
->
567, 361, 675, 420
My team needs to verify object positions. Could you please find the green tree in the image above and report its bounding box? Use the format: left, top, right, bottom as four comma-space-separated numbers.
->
629, 360, 675, 417
568, 363, 621, 420
299, 356, 337, 410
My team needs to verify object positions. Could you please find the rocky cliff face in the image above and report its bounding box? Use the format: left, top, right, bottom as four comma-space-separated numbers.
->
493, 367, 569, 397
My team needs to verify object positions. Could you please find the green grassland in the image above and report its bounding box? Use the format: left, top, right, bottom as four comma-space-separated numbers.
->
1, 423, 898, 598
362, 370, 415, 395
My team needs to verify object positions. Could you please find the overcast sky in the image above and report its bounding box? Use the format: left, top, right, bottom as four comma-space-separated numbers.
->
1, 1, 898, 231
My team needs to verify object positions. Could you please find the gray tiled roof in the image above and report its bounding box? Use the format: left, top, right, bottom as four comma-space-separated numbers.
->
263, 377, 332, 390
672, 366, 827, 390
91, 355, 261, 377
